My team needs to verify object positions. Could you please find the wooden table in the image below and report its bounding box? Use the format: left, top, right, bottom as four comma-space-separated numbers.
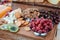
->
0, 3, 58, 40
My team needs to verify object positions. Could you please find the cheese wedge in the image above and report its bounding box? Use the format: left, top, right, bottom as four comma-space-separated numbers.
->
0, 5, 12, 18
48, 0, 59, 4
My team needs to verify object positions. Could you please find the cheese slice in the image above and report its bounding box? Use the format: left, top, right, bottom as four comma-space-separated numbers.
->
0, 5, 12, 18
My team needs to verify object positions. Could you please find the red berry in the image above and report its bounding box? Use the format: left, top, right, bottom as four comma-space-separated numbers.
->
30, 17, 53, 33
45, 27, 48, 30
35, 20, 39, 25
47, 22, 50, 24
31, 19, 34, 21
38, 30, 42, 33
44, 23, 47, 26
38, 24, 41, 27
36, 27, 40, 31
32, 27, 35, 31
40, 26, 43, 30
42, 30, 46, 33
32, 22, 35, 27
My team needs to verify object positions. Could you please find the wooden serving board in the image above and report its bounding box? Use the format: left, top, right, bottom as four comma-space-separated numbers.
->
0, 25, 57, 40
12, 1, 60, 9
0, 3, 58, 40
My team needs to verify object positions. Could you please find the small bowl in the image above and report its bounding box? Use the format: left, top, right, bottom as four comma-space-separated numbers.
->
26, 18, 31, 22
34, 32, 47, 37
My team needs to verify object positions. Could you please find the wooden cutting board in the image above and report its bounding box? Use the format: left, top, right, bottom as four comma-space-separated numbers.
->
0, 3, 58, 40
0, 25, 57, 40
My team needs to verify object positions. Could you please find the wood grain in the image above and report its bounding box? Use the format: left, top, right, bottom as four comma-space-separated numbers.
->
0, 25, 57, 40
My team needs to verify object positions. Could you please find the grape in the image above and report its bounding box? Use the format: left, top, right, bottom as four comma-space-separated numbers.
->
38, 30, 42, 33
36, 27, 40, 31
32, 22, 35, 27
32, 27, 35, 31
39, 10, 60, 24
35, 20, 40, 25
31, 18, 34, 21
38, 24, 41, 27
40, 26, 43, 30
42, 30, 46, 33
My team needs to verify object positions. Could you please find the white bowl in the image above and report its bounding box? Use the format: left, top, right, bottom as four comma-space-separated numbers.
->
34, 32, 47, 37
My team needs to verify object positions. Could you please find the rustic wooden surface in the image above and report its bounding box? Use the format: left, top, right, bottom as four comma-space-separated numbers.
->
12, 1, 60, 9
12, 3, 60, 10
0, 3, 58, 40
0, 25, 57, 40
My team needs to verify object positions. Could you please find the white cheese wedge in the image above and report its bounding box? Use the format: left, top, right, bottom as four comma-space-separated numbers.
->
48, 0, 59, 4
